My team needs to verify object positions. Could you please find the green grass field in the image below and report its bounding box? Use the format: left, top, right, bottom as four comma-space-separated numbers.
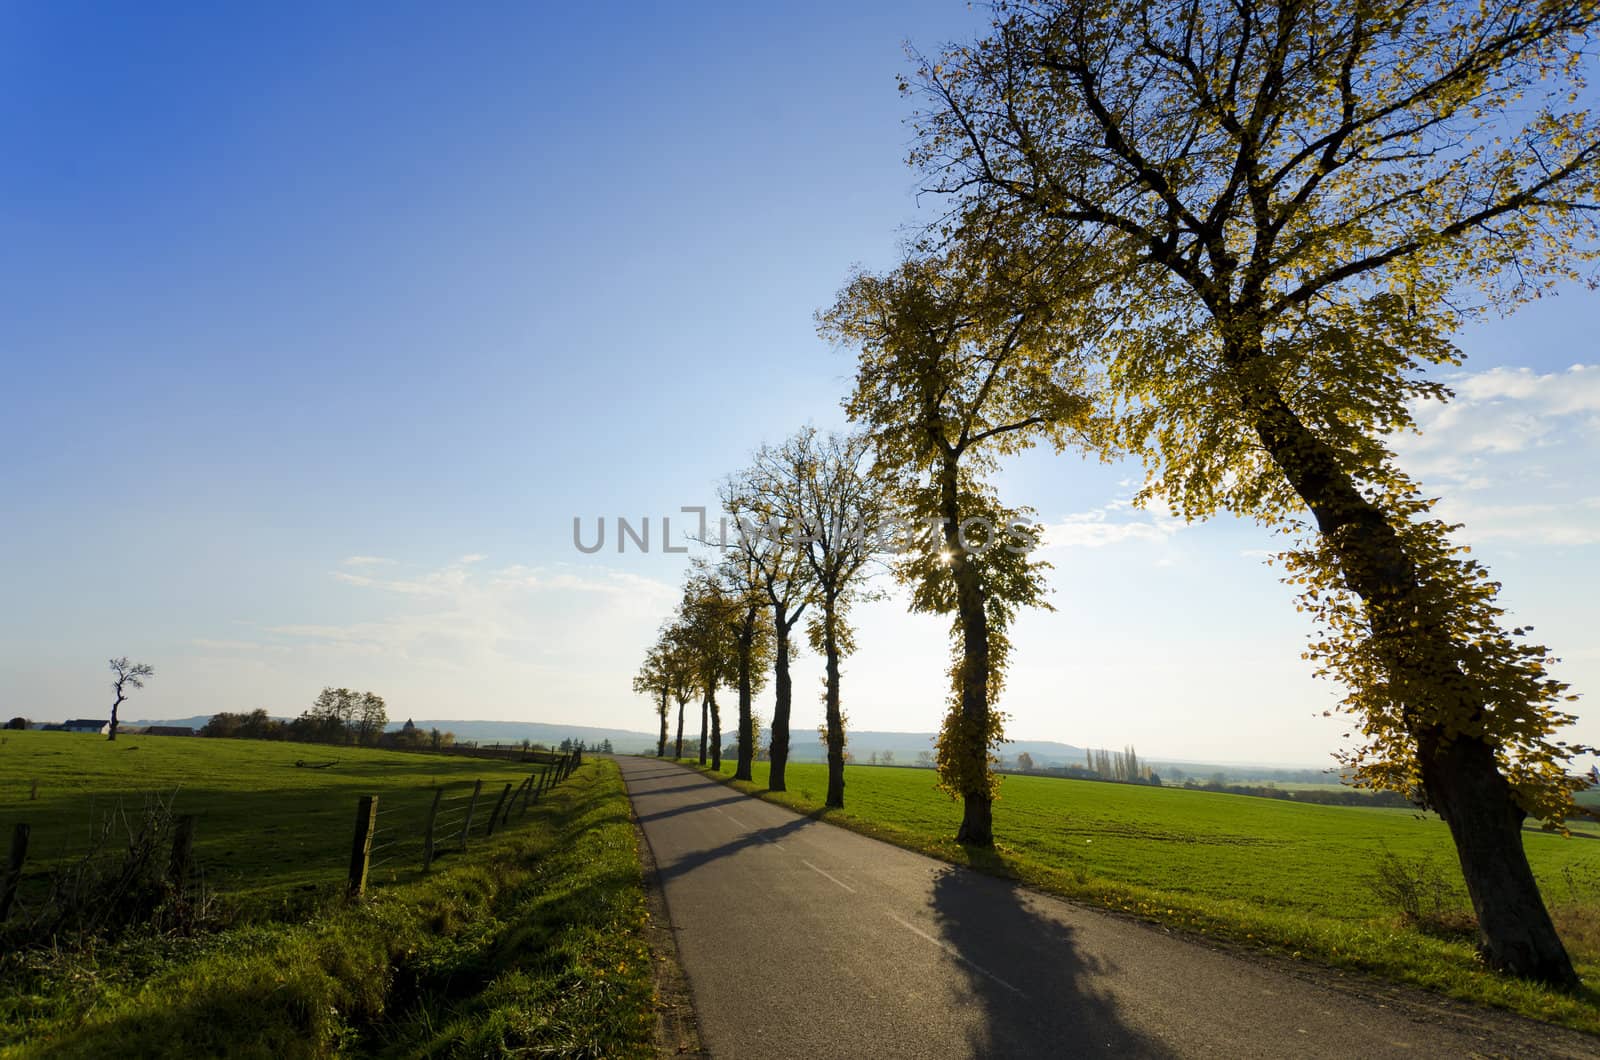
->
683, 757, 1600, 1032
0, 730, 556, 909
1, 754, 655, 1059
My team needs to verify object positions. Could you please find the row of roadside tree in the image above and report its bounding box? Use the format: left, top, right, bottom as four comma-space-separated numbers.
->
635, 0, 1600, 988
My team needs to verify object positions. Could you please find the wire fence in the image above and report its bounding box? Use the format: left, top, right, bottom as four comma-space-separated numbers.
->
0, 750, 585, 933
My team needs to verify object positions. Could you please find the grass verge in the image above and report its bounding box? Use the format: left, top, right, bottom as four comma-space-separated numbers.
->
672, 756, 1600, 1036
0, 759, 654, 1059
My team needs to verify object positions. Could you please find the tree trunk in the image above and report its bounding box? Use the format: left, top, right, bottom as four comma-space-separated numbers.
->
657, 688, 668, 757
942, 463, 994, 847
674, 698, 685, 760
699, 691, 708, 765
823, 597, 846, 808
769, 604, 793, 793
1241, 362, 1576, 986
952, 575, 993, 846
1422, 730, 1573, 981
108, 693, 123, 742
735, 607, 756, 781
710, 687, 722, 771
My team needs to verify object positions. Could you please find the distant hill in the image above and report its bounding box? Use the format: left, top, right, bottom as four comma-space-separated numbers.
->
124, 714, 1332, 782
128, 715, 660, 750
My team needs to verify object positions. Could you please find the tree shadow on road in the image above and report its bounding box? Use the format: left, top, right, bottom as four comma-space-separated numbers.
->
656, 816, 814, 884
928, 865, 1173, 1058
634, 794, 750, 825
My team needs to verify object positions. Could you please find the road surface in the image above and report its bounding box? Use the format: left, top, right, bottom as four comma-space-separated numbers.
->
617, 756, 1596, 1059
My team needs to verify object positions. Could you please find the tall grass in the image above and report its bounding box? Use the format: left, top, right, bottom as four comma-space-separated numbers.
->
0, 760, 654, 1059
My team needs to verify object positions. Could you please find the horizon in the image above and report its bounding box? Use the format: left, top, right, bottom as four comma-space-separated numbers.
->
4, 3, 1597, 773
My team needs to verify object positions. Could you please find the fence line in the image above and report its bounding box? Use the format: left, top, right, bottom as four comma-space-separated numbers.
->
1, 750, 586, 928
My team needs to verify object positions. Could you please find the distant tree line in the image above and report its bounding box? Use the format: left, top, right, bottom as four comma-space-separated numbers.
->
199, 689, 456, 750
1177, 780, 1412, 809
557, 737, 613, 754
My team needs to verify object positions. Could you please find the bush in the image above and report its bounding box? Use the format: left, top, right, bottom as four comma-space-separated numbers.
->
1365, 845, 1457, 924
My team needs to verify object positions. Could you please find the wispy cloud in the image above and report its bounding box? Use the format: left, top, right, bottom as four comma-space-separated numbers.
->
1391, 363, 1600, 549
1433, 498, 1600, 547
342, 555, 396, 567
201, 558, 679, 675
1038, 499, 1184, 550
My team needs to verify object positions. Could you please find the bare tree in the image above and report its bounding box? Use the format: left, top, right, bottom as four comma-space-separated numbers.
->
107, 657, 154, 741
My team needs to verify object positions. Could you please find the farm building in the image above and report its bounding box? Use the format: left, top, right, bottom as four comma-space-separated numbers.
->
61, 719, 110, 734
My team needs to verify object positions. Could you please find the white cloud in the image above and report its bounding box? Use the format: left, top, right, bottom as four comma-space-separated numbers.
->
1388, 364, 1600, 549
1038, 499, 1184, 550
1433, 497, 1600, 547
1396, 364, 1600, 471
203, 558, 679, 678
341, 555, 396, 567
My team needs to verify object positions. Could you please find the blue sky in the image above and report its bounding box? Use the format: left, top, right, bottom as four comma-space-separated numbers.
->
3, 3, 1597, 767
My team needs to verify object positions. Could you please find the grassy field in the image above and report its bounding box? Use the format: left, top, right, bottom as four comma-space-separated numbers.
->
1, 755, 655, 1059
0, 730, 557, 909
682, 757, 1600, 1033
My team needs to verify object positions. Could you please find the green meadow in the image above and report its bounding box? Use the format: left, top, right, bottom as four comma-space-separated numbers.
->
0, 730, 556, 909
1, 750, 654, 1058
686, 757, 1600, 1032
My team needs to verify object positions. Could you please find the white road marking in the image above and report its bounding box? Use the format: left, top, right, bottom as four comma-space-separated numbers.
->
711, 805, 755, 831
802, 859, 856, 893
886, 912, 1029, 998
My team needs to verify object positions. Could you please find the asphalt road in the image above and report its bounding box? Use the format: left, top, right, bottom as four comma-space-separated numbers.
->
617, 756, 1598, 1059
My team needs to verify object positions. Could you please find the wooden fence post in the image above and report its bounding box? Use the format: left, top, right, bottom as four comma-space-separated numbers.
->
422, 788, 443, 872
167, 814, 196, 894
459, 780, 483, 850
485, 782, 512, 837
1, 823, 29, 922
348, 795, 377, 899
504, 777, 528, 825
519, 772, 537, 816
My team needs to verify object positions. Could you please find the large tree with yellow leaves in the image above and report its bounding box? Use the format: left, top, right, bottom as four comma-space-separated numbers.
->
907, 0, 1600, 983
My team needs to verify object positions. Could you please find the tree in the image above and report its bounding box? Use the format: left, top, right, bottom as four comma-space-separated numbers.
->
300, 687, 354, 743
296, 688, 383, 745
676, 564, 745, 772
770, 427, 888, 807
722, 455, 817, 792
1016, 751, 1035, 773
634, 641, 673, 757
711, 530, 775, 782
660, 625, 698, 761
822, 248, 1103, 846
907, 0, 1600, 983
355, 692, 387, 746
107, 657, 154, 741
